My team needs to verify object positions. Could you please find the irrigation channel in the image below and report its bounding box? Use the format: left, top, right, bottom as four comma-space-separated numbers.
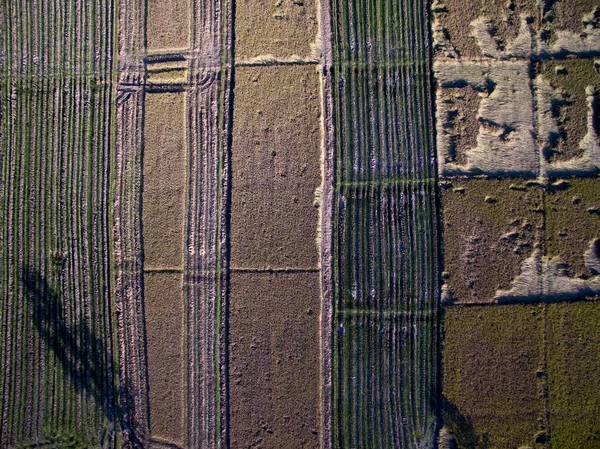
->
321, 0, 441, 447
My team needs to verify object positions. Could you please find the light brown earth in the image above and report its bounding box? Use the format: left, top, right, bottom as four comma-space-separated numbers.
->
144, 272, 184, 446
229, 272, 320, 449
230, 65, 321, 269
442, 179, 544, 303
143, 92, 186, 270
234, 0, 318, 60
146, 0, 190, 51
538, 59, 600, 163
546, 178, 600, 279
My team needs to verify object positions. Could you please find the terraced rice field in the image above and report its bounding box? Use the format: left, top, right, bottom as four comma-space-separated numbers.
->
322, 0, 440, 446
0, 1, 118, 447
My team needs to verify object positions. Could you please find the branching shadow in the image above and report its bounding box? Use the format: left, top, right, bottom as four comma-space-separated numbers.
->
20, 267, 117, 444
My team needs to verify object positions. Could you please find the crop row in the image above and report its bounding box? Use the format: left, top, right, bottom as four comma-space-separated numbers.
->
328, 0, 440, 447
0, 1, 117, 447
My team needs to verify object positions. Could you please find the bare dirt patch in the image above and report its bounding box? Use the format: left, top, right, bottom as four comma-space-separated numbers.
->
442, 179, 544, 303
235, 0, 318, 60
143, 92, 186, 270
546, 177, 600, 278
550, 0, 600, 34
231, 65, 321, 269
229, 272, 320, 449
438, 86, 481, 166
538, 59, 600, 163
434, 0, 538, 59
147, 0, 190, 51
144, 272, 184, 446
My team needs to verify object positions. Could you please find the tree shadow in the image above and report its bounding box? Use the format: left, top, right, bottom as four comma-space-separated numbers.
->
441, 396, 489, 449
20, 267, 117, 445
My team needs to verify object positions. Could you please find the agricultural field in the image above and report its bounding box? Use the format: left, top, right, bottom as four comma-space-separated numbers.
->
436, 0, 600, 447
1, 0, 599, 448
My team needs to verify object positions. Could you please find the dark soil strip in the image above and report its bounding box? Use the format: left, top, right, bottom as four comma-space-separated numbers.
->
321, 0, 441, 447
0, 1, 118, 447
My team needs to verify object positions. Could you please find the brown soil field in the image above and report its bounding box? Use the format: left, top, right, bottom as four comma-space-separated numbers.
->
439, 87, 481, 166
443, 305, 546, 449
235, 0, 318, 60
147, 0, 190, 51
144, 272, 185, 446
546, 302, 600, 449
435, 0, 539, 59
550, 0, 600, 34
546, 177, 600, 278
143, 92, 186, 270
230, 65, 321, 269
442, 179, 544, 303
538, 59, 600, 163
229, 272, 320, 449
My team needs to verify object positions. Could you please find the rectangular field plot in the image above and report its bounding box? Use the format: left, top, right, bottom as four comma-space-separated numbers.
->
146, 0, 190, 51
0, 0, 117, 445
229, 272, 321, 449
547, 302, 600, 449
144, 272, 185, 446
143, 92, 186, 271
231, 65, 321, 270
234, 0, 318, 60
326, 0, 440, 446
334, 312, 437, 448
442, 305, 545, 449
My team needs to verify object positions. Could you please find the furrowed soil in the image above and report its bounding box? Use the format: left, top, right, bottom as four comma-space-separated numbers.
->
326, 0, 441, 446
0, 1, 118, 446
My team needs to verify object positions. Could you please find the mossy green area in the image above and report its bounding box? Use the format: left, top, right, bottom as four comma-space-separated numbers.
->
444, 302, 600, 449
546, 177, 600, 278
538, 59, 600, 162
442, 179, 543, 303
443, 305, 545, 449
546, 302, 600, 449
330, 0, 440, 446
0, 1, 118, 446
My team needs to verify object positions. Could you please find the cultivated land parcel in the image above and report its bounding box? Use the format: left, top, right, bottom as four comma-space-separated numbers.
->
1, 0, 599, 448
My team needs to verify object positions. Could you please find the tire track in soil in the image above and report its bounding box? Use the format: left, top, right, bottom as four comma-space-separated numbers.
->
184, 1, 234, 447
321, 0, 441, 447
0, 0, 118, 447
